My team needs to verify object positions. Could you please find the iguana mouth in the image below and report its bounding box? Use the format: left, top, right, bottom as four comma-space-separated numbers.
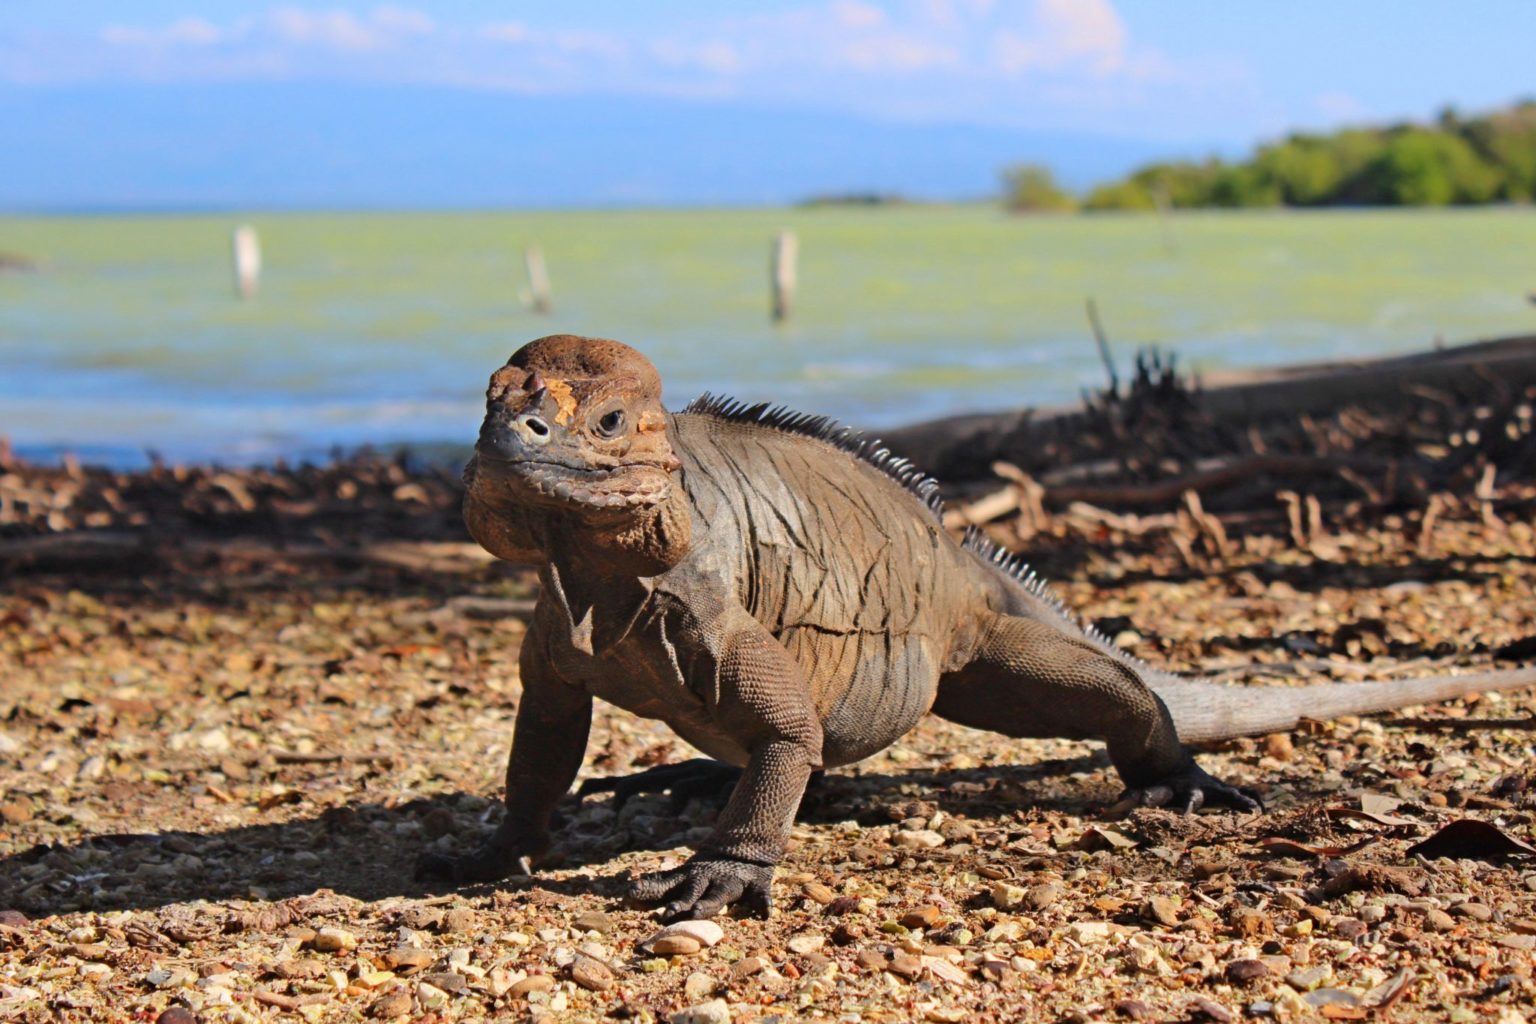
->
475, 454, 672, 510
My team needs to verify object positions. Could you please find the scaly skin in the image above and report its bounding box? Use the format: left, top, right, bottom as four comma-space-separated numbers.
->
418, 334, 1536, 919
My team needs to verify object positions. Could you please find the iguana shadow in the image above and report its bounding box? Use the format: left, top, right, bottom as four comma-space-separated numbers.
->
0, 756, 1115, 916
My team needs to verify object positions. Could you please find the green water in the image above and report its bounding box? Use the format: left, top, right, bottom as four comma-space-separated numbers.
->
1, 207, 1533, 464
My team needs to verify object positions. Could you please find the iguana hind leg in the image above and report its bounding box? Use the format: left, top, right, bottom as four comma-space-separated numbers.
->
934, 613, 1260, 812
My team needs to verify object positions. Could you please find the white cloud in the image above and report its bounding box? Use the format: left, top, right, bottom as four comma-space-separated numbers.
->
480, 21, 529, 43
267, 8, 383, 51
101, 17, 223, 47
832, 1, 887, 30
1315, 91, 1365, 122
371, 6, 435, 36
991, 0, 1130, 75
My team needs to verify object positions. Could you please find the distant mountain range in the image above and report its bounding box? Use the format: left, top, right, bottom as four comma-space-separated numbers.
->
1, 83, 1212, 210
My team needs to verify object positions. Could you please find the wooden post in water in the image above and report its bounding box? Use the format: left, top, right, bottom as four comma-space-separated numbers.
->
231, 225, 261, 299
524, 245, 552, 314
1085, 297, 1119, 396
770, 229, 797, 323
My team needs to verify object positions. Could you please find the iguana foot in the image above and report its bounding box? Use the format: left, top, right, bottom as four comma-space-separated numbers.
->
629, 855, 775, 920
1121, 762, 1263, 814
414, 827, 541, 885
578, 758, 742, 811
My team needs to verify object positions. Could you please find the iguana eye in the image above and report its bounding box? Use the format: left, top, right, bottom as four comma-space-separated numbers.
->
595, 409, 626, 438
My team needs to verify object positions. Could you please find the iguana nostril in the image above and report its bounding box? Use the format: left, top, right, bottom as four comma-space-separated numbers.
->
514, 414, 551, 443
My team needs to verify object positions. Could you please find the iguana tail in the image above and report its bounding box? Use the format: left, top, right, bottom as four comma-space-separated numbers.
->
1150, 668, 1536, 743
960, 529, 1536, 744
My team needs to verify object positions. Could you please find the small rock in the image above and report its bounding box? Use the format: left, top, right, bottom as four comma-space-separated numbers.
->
368, 989, 413, 1019
509, 974, 555, 996
733, 956, 769, 980
644, 919, 724, 953
1302, 989, 1361, 1010
570, 957, 614, 992
415, 981, 448, 1011
1067, 921, 1112, 944
381, 947, 434, 974
421, 971, 466, 994
1285, 965, 1331, 991
830, 922, 864, 945
310, 927, 358, 953
990, 881, 1027, 910
786, 933, 824, 955
650, 935, 703, 956
1332, 917, 1368, 940
1026, 883, 1062, 911
1190, 997, 1234, 1023
573, 910, 615, 934
0, 910, 27, 927
441, 908, 478, 934
1232, 910, 1274, 938
825, 895, 866, 916
889, 954, 923, 979
1497, 933, 1536, 951
1225, 959, 1269, 984
1450, 903, 1493, 921
0, 801, 33, 824
684, 971, 719, 1002
1115, 999, 1152, 1020
156, 1009, 198, 1024
397, 907, 443, 931
1144, 896, 1181, 927
1424, 909, 1456, 932
893, 829, 945, 849
1260, 733, 1295, 760
670, 998, 731, 1024
900, 905, 943, 930
803, 882, 835, 904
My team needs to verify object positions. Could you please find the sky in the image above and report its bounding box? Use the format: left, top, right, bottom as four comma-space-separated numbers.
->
3, 2, 1532, 207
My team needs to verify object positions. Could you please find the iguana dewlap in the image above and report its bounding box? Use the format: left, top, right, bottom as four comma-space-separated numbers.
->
419, 334, 1536, 920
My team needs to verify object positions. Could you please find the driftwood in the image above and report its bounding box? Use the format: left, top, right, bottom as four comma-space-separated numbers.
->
886, 333, 1536, 482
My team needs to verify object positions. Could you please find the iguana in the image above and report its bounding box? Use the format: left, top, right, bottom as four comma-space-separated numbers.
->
419, 334, 1536, 920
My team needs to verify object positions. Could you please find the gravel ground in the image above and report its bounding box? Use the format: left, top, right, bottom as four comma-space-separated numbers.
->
3, 480, 1535, 1023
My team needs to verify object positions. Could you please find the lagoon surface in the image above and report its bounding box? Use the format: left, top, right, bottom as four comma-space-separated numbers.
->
2, 207, 1534, 465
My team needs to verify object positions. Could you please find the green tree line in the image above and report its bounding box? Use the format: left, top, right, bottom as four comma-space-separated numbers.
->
1003, 100, 1536, 212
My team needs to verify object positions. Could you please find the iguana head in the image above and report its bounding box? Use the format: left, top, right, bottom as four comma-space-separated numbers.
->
464, 335, 690, 573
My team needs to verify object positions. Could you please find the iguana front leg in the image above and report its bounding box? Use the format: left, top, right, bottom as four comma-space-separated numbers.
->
630, 607, 822, 920
417, 631, 592, 884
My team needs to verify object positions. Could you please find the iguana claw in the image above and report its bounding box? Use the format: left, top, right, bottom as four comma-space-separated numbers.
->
629, 855, 775, 920
1122, 762, 1263, 814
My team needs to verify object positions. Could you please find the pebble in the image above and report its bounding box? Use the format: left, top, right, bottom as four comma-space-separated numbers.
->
1260, 733, 1295, 760
381, 947, 434, 973
1026, 882, 1063, 911
1067, 921, 1112, 944
368, 989, 413, 1018
1114, 999, 1152, 1020
415, 981, 448, 1011
1225, 959, 1269, 984
1232, 910, 1274, 938
1285, 965, 1331, 991
0, 910, 27, 927
670, 998, 731, 1024
650, 935, 703, 956
1190, 997, 1234, 1022
732, 956, 769, 981
1144, 896, 1181, 927
0, 801, 33, 824
421, 971, 466, 994
311, 927, 358, 953
1424, 908, 1456, 932
645, 919, 724, 951
889, 954, 923, 979
786, 933, 825, 955
441, 908, 478, 934
1450, 902, 1493, 921
684, 971, 719, 1002
990, 881, 1027, 910
509, 974, 555, 996
1332, 917, 1368, 940
157, 1009, 198, 1024
803, 882, 836, 905
573, 911, 615, 934
569, 957, 615, 992
900, 905, 943, 929
893, 829, 945, 849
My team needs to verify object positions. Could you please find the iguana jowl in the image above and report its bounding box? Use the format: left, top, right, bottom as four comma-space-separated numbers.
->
419, 334, 1536, 920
